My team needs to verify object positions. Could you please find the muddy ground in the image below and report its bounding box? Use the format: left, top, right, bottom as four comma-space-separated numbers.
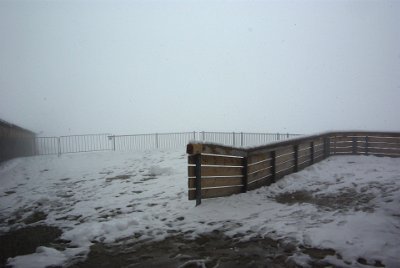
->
68, 231, 336, 268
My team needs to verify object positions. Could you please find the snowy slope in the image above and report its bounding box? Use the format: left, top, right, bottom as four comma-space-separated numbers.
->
0, 150, 399, 267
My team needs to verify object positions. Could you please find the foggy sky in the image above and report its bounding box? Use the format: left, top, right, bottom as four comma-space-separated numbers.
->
1, 0, 399, 136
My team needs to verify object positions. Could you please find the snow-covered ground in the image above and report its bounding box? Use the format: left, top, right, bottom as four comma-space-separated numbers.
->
0, 150, 399, 267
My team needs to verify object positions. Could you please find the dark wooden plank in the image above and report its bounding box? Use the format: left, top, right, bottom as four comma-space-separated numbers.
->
276, 159, 295, 174
247, 153, 272, 165
276, 146, 295, 157
367, 147, 400, 155
248, 168, 272, 183
298, 154, 312, 164
331, 141, 353, 147
365, 142, 400, 149
188, 177, 243, 189
298, 148, 310, 158
314, 153, 325, 163
247, 160, 273, 174
275, 167, 294, 181
331, 136, 353, 142
188, 166, 243, 177
188, 186, 243, 200
298, 160, 312, 170
331, 147, 353, 154
275, 151, 295, 163
187, 143, 247, 157
367, 137, 400, 143
247, 175, 274, 191
188, 154, 244, 166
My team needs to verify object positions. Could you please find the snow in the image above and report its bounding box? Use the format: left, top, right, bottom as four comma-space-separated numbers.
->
0, 150, 399, 267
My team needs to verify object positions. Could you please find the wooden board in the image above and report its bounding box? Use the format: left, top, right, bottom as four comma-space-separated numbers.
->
248, 168, 272, 183
275, 151, 295, 163
367, 147, 400, 155
314, 143, 324, 150
314, 140, 324, 147
298, 148, 311, 158
367, 136, 400, 143
247, 152, 272, 164
247, 176, 274, 191
331, 136, 354, 142
275, 146, 295, 157
298, 154, 312, 164
188, 185, 242, 200
247, 160, 272, 174
275, 167, 294, 181
367, 142, 400, 149
331, 147, 353, 154
188, 176, 243, 189
314, 147, 325, 156
188, 166, 243, 177
298, 160, 312, 170
331, 141, 353, 148
314, 154, 325, 163
276, 160, 295, 174
187, 143, 246, 157
188, 154, 244, 166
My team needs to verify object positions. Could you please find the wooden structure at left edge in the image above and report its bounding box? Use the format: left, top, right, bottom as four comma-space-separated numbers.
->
187, 131, 400, 206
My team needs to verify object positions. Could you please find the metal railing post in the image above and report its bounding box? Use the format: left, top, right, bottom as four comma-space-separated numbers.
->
155, 133, 159, 149
57, 137, 61, 157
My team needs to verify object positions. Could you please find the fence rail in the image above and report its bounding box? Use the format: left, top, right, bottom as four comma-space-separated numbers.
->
34, 131, 301, 156
187, 131, 400, 205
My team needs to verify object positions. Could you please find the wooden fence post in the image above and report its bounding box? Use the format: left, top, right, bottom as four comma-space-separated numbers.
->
271, 150, 276, 183
310, 141, 314, 164
365, 136, 369, 155
242, 157, 248, 193
294, 144, 299, 172
323, 136, 330, 158
195, 153, 202, 206
352, 137, 357, 154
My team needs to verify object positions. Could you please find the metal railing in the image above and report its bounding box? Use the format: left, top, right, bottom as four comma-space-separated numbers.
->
34, 131, 302, 156
35, 134, 112, 156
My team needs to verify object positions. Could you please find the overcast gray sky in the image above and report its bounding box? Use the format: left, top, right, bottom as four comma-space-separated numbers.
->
1, 0, 399, 136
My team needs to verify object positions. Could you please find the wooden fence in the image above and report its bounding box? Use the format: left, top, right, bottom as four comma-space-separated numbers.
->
187, 131, 400, 205
0, 119, 36, 163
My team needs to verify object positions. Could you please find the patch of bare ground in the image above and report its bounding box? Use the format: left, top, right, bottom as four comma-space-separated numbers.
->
67, 231, 353, 268
274, 188, 376, 212
0, 225, 63, 267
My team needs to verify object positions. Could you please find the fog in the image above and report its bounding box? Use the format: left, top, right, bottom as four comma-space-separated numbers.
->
1, 0, 399, 136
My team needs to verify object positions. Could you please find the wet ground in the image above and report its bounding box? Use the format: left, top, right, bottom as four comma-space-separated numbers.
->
68, 231, 338, 268
0, 225, 63, 268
